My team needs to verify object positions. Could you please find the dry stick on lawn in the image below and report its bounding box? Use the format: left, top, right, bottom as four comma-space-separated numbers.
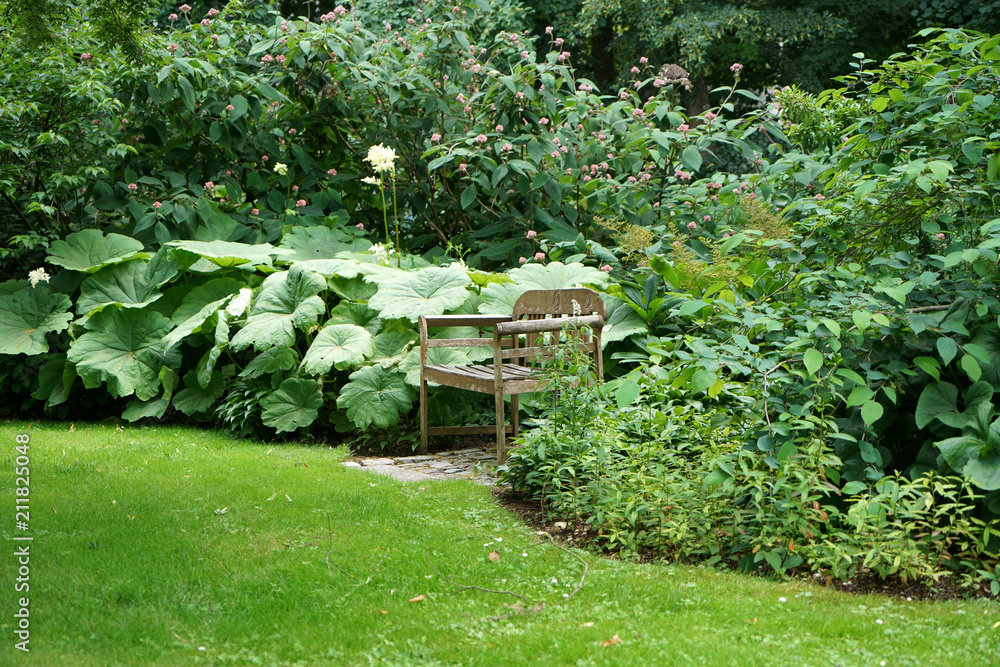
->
528, 533, 589, 602
307, 513, 387, 583
423, 550, 528, 602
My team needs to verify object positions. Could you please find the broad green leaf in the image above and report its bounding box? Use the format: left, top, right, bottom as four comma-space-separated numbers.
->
602, 296, 649, 344
914, 381, 959, 429
0, 279, 28, 296
964, 382, 994, 410
123, 367, 179, 422
67, 308, 180, 400
927, 160, 953, 183
506, 261, 610, 290
327, 301, 382, 334
76, 250, 181, 316
478, 282, 530, 314
841, 481, 868, 495
46, 229, 144, 273
963, 449, 1000, 491
877, 281, 914, 305
290, 258, 366, 280
277, 226, 371, 261
913, 356, 941, 381
0, 286, 72, 355
803, 348, 823, 376
336, 365, 416, 428
820, 318, 841, 337
961, 354, 982, 382
261, 378, 323, 433
691, 369, 717, 393
240, 347, 298, 378
937, 337, 958, 365
852, 310, 871, 331
230, 267, 326, 352
614, 378, 640, 408
366, 266, 471, 322
861, 400, 884, 426
371, 330, 418, 367
167, 239, 278, 268
162, 297, 232, 351
301, 324, 375, 375
171, 278, 245, 324
32, 354, 76, 407
677, 300, 708, 317
328, 274, 377, 302
400, 347, 471, 386
777, 440, 798, 462
174, 370, 226, 416
680, 146, 703, 171
846, 386, 874, 407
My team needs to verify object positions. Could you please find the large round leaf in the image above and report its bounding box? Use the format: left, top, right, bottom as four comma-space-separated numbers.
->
327, 301, 382, 334
76, 250, 181, 316
914, 381, 961, 429
46, 229, 145, 273
261, 378, 323, 433
67, 308, 180, 400
230, 267, 326, 352
366, 266, 470, 322
166, 239, 279, 268
336, 365, 415, 429
506, 261, 610, 290
0, 286, 73, 355
301, 324, 375, 375
171, 278, 246, 324
277, 226, 372, 261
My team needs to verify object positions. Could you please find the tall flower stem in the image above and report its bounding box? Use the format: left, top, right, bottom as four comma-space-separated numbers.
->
391, 173, 400, 267
379, 180, 390, 247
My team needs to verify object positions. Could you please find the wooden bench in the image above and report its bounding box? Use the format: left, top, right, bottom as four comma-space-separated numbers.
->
418, 288, 606, 462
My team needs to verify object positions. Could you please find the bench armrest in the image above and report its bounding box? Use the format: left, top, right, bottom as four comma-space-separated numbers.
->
494, 315, 603, 336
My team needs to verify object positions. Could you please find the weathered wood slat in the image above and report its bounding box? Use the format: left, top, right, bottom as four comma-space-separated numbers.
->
494, 314, 603, 336
426, 338, 493, 348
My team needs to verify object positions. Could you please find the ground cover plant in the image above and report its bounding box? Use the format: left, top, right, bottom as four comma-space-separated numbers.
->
1, 421, 998, 666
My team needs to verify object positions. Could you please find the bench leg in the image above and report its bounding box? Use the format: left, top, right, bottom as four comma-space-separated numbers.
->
495, 387, 506, 464
420, 378, 429, 454
511, 393, 519, 440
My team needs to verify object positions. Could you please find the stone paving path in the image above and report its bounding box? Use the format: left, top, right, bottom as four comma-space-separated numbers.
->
340, 447, 498, 485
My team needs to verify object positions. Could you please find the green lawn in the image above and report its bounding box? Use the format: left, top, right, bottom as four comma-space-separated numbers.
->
1, 421, 997, 666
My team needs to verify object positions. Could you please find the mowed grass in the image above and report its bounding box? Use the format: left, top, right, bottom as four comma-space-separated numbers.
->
0, 421, 997, 666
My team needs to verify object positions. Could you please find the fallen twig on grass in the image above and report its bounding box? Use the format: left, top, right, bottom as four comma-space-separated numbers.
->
423, 550, 528, 601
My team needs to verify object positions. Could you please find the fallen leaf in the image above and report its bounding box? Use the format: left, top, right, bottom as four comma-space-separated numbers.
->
128, 515, 135, 520
111, 499, 116, 505
581, 622, 594, 628
69, 423, 76, 432
51, 506, 56, 513
377, 610, 388, 615
993, 621, 1000, 629
488, 550, 501, 562
409, 594, 426, 603
601, 634, 623, 647
746, 617, 758, 625
266, 491, 277, 501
